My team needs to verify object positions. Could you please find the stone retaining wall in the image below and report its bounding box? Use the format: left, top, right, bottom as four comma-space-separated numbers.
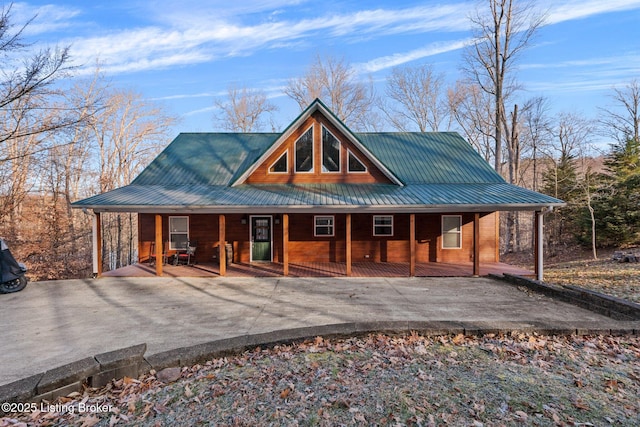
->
495, 274, 640, 321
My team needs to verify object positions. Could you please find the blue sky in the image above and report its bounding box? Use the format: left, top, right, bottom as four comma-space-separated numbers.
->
14, 0, 640, 134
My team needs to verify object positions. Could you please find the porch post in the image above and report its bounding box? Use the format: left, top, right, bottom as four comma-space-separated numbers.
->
473, 213, 480, 276
155, 214, 163, 277
93, 212, 102, 277
535, 210, 544, 281
409, 214, 416, 277
346, 213, 352, 276
219, 214, 226, 276
283, 213, 289, 276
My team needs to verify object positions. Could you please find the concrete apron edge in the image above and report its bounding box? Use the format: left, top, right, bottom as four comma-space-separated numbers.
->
2, 321, 638, 410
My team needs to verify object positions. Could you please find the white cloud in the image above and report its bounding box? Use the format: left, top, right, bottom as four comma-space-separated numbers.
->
524, 53, 640, 93
27, 0, 640, 80
62, 3, 474, 76
542, 0, 640, 24
11, 2, 81, 36
356, 39, 472, 74
152, 92, 220, 101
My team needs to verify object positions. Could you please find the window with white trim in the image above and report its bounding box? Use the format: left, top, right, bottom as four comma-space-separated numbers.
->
169, 216, 189, 250
269, 151, 288, 173
442, 215, 462, 249
322, 126, 340, 172
373, 215, 393, 236
314, 215, 334, 236
347, 150, 367, 173
295, 127, 313, 172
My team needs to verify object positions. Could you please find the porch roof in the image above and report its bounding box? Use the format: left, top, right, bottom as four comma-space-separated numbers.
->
72, 182, 564, 213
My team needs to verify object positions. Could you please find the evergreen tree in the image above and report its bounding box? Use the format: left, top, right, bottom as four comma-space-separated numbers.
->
542, 153, 580, 250
593, 138, 640, 246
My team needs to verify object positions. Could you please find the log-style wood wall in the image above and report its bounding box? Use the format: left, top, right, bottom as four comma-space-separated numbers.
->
138, 212, 498, 265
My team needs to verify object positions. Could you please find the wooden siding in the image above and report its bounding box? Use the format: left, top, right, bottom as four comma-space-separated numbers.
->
140, 213, 220, 264
246, 112, 393, 184
139, 213, 279, 264
138, 212, 498, 265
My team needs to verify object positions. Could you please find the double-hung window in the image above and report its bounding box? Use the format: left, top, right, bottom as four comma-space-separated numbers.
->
314, 215, 334, 236
373, 215, 393, 236
442, 215, 462, 249
169, 216, 189, 250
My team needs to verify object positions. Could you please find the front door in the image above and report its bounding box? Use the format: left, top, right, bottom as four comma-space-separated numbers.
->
250, 216, 272, 262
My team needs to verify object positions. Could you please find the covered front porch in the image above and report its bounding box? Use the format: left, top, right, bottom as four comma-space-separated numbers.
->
102, 260, 533, 278
90, 209, 548, 279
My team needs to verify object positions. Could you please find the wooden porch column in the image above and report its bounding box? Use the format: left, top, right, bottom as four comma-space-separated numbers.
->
155, 214, 163, 277
283, 213, 289, 276
219, 214, 226, 276
409, 214, 416, 277
346, 214, 352, 276
93, 212, 102, 277
473, 213, 480, 276
535, 210, 544, 281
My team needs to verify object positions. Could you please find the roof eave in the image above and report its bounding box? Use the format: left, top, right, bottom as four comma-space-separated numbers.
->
74, 202, 566, 214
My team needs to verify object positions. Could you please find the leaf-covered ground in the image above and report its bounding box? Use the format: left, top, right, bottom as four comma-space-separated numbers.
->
3, 332, 640, 426
502, 249, 640, 303
544, 259, 640, 303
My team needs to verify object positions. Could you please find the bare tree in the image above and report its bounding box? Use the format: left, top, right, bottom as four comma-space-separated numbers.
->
0, 4, 88, 158
43, 69, 107, 257
381, 64, 447, 132
447, 80, 495, 162
90, 88, 176, 270
92, 89, 176, 192
285, 54, 376, 130
598, 79, 640, 143
214, 85, 278, 132
464, 0, 545, 176
520, 96, 552, 191
0, 3, 99, 245
542, 112, 595, 254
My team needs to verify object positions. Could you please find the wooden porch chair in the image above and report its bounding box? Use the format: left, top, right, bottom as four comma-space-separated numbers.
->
149, 241, 169, 265
175, 241, 197, 266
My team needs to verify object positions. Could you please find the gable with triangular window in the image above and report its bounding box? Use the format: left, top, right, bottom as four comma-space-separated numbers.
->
244, 110, 395, 185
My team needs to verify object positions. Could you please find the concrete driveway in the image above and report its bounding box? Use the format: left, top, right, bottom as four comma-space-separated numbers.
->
1, 276, 637, 386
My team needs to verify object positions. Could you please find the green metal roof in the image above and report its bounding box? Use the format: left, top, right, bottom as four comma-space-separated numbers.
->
73, 100, 564, 212
74, 183, 563, 212
356, 132, 503, 184
132, 133, 279, 186
131, 131, 503, 187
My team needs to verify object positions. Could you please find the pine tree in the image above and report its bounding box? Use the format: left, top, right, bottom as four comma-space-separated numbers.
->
594, 138, 640, 246
542, 153, 580, 250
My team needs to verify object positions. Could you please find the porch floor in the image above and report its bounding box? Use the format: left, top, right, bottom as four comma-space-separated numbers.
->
102, 261, 533, 278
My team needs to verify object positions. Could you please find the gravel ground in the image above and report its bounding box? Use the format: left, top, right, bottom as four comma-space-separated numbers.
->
2, 332, 640, 426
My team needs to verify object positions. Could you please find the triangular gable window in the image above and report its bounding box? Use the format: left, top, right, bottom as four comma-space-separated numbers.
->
348, 149, 367, 173
295, 127, 313, 172
269, 152, 288, 173
322, 126, 340, 172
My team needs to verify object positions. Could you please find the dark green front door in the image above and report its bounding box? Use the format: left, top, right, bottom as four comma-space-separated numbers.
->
251, 216, 272, 261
